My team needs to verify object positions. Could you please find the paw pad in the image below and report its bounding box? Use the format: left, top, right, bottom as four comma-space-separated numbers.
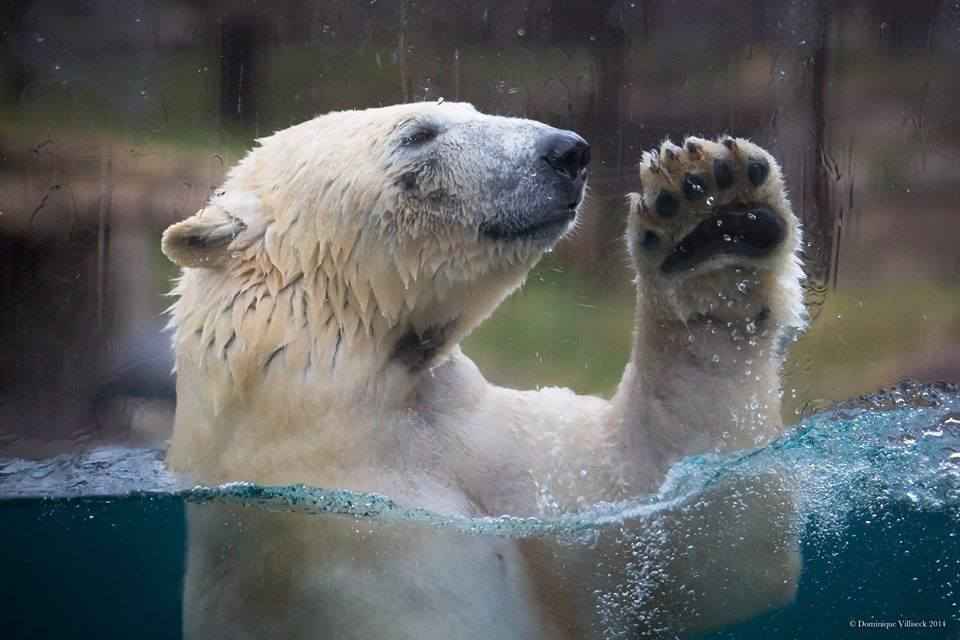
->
655, 191, 679, 218
713, 159, 734, 190
747, 158, 769, 187
629, 135, 792, 275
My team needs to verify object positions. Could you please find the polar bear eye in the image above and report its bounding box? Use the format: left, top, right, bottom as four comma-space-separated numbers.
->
400, 127, 438, 147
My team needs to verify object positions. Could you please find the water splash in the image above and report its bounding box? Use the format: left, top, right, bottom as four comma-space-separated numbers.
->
2, 381, 958, 537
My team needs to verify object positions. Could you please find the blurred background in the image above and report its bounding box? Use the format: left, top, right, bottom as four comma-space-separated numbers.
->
1, 0, 958, 457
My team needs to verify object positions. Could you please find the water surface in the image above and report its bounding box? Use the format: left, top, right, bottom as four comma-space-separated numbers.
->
2, 382, 958, 639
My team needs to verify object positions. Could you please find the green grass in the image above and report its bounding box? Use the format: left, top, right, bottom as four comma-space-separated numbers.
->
465, 266, 960, 417
783, 282, 960, 415
463, 255, 634, 396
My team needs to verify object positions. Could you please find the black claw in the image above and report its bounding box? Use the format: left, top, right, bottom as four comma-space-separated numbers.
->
640, 230, 660, 250
682, 174, 707, 201
747, 158, 769, 187
714, 159, 734, 190
655, 191, 678, 217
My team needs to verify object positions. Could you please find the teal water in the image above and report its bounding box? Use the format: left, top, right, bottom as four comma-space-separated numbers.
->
1, 382, 958, 639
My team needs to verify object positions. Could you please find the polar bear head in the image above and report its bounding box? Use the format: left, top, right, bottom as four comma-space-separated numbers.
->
162, 102, 589, 395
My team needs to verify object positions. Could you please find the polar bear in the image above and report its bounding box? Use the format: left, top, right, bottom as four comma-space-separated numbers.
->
162, 102, 805, 639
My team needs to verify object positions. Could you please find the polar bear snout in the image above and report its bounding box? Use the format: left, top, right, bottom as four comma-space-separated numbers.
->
475, 127, 589, 244
539, 130, 591, 183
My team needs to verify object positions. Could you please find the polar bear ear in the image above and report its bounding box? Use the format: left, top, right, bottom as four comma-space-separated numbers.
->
161, 206, 247, 269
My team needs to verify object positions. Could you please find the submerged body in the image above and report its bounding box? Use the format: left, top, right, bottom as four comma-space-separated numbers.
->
6, 385, 959, 639
162, 102, 805, 637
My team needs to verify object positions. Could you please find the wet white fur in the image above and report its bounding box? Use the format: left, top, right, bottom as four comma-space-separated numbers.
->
163, 103, 805, 638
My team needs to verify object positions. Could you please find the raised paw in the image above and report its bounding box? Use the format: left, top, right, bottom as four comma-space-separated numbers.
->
627, 136, 799, 279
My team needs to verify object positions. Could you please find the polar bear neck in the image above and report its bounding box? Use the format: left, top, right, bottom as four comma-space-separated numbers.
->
171, 263, 436, 393
167, 231, 526, 419
165, 243, 509, 480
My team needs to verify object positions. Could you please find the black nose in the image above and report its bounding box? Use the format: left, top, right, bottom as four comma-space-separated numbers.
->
540, 131, 591, 180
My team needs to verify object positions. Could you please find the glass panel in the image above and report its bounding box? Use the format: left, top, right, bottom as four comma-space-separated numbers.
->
2, 2, 958, 638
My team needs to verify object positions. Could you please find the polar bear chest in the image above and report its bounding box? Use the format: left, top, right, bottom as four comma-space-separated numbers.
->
181, 502, 560, 640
